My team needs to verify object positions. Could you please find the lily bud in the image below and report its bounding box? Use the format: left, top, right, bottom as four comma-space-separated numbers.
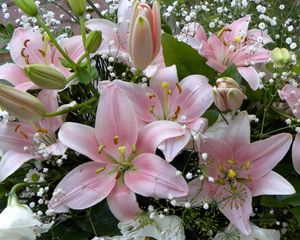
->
0, 84, 46, 121
86, 31, 102, 53
271, 47, 291, 67
128, 1, 161, 71
67, 0, 86, 16
24, 64, 67, 90
14, 0, 38, 17
213, 77, 245, 112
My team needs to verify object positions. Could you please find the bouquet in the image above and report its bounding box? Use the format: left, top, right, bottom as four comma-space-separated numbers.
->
0, 0, 299, 239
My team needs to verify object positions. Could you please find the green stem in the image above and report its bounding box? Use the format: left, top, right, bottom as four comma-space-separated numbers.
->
87, 0, 103, 18
35, 15, 76, 67
79, 15, 92, 82
132, 70, 142, 83
66, 72, 78, 84
46, 97, 98, 118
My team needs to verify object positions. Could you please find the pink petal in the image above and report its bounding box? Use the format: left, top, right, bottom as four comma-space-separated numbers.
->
235, 133, 292, 178
200, 138, 234, 164
137, 120, 186, 153
118, 0, 134, 21
130, 16, 154, 70
223, 15, 251, 43
238, 66, 260, 90
216, 183, 252, 235
292, 133, 300, 174
170, 75, 213, 123
222, 111, 250, 150
8, 28, 51, 68
176, 178, 216, 207
248, 171, 295, 197
53, 36, 85, 66
95, 83, 138, 150
149, 65, 178, 105
58, 122, 107, 164
279, 84, 300, 119
0, 122, 34, 153
49, 162, 117, 212
247, 29, 273, 45
114, 80, 160, 124
151, 1, 161, 58
0, 63, 37, 91
86, 19, 117, 43
107, 182, 141, 221
0, 150, 34, 181
45, 140, 67, 156
38, 90, 63, 132
158, 131, 190, 162
125, 153, 188, 198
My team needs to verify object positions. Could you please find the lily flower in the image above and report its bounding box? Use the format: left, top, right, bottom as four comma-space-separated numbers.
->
179, 16, 273, 90
0, 90, 66, 181
179, 111, 294, 235
279, 84, 300, 174
0, 27, 84, 91
48, 82, 188, 221
86, 0, 164, 76
114, 65, 213, 161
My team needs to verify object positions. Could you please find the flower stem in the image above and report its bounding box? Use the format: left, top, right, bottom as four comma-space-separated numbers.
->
35, 15, 76, 67
46, 97, 98, 117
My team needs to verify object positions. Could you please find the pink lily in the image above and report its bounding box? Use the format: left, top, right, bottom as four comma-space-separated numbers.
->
48, 82, 188, 221
179, 111, 294, 235
114, 65, 213, 161
180, 16, 273, 90
0, 90, 66, 181
86, 0, 164, 76
279, 84, 300, 174
0, 27, 84, 91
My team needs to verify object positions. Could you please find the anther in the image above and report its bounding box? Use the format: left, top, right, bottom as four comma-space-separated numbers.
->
114, 136, 119, 145
37, 128, 48, 134
131, 144, 137, 154
38, 49, 46, 58
246, 160, 251, 170
176, 83, 182, 94
20, 131, 29, 140
98, 145, 106, 154
14, 124, 21, 132
24, 39, 30, 47
96, 167, 106, 174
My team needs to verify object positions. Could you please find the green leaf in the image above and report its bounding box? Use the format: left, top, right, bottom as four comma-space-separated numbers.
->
291, 208, 300, 224
161, 17, 172, 35
202, 109, 219, 127
162, 33, 217, 82
260, 196, 288, 208
219, 64, 241, 83
77, 68, 91, 84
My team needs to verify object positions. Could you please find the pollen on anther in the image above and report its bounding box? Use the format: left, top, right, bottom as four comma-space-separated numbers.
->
14, 124, 21, 132
98, 145, 106, 154
176, 83, 182, 94
114, 136, 119, 145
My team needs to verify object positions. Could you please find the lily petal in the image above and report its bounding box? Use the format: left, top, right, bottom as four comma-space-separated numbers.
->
95, 83, 138, 149
137, 120, 186, 154
49, 162, 116, 212
107, 182, 141, 221
9, 28, 51, 68
0, 150, 34, 181
238, 66, 260, 90
248, 171, 295, 197
0, 63, 37, 91
235, 133, 292, 178
125, 153, 188, 198
292, 133, 300, 174
58, 122, 107, 163
216, 183, 252, 235
222, 111, 250, 150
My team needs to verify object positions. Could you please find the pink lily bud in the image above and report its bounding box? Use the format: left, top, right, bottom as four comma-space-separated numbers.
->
213, 77, 245, 112
128, 1, 161, 71
0, 84, 46, 121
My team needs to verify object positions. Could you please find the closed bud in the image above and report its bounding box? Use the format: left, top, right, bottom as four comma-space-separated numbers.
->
24, 64, 67, 90
86, 31, 102, 53
0, 84, 46, 121
14, 0, 38, 17
128, 1, 161, 71
271, 47, 291, 67
213, 77, 245, 112
67, 0, 86, 16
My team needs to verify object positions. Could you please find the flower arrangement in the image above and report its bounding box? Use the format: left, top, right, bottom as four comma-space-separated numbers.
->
0, 0, 299, 239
